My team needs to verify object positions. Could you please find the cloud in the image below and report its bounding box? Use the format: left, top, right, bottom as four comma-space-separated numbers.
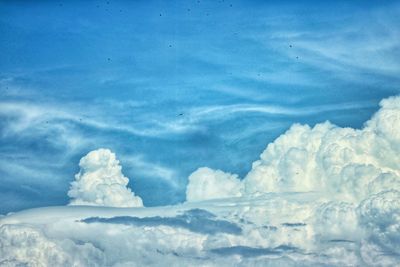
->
181, 101, 376, 124
120, 154, 179, 188
68, 148, 143, 207
186, 95, 400, 203
82, 209, 242, 235
245, 95, 400, 200
186, 167, 243, 202
0, 224, 106, 266
358, 190, 400, 253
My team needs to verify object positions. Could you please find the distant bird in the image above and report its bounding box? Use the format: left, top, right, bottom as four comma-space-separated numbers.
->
289, 45, 292, 48
178, 113, 184, 116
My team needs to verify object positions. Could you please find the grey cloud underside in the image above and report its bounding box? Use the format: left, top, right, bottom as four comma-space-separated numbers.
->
81, 209, 242, 235
210, 245, 300, 257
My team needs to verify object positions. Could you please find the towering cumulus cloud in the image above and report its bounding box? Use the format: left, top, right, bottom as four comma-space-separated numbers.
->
187, 96, 400, 202
68, 148, 143, 207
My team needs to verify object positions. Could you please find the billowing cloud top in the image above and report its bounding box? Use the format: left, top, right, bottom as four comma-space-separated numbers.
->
187, 96, 400, 204
186, 167, 243, 201
68, 148, 143, 207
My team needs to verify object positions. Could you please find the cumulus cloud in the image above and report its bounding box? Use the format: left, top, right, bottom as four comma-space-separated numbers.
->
68, 148, 143, 207
0, 224, 105, 266
358, 190, 400, 253
186, 167, 243, 201
187, 95, 400, 204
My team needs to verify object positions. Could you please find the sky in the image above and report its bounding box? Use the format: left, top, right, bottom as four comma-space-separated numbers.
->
1, 0, 400, 214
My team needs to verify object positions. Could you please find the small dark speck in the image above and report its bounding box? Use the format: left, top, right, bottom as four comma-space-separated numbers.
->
107, 58, 111, 61
230, 4, 233, 7
206, 13, 209, 16
187, 9, 191, 12
120, 10, 122, 12
160, 13, 162, 16
296, 56, 299, 59
46, 121, 49, 124
169, 45, 172, 47
179, 113, 184, 116
106, 1, 110, 4
289, 45, 292, 48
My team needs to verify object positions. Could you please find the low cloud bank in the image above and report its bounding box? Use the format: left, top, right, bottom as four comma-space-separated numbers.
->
68, 148, 143, 207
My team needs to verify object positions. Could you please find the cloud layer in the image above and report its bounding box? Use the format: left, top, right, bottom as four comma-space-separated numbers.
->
68, 149, 143, 207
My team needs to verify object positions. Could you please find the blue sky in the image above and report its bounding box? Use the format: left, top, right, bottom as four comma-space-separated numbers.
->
1, 0, 400, 214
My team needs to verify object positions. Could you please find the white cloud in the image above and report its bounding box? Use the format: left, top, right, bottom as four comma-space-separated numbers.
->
186, 167, 243, 201
247, 95, 400, 201
68, 148, 143, 207
182, 95, 400, 209
0, 224, 105, 266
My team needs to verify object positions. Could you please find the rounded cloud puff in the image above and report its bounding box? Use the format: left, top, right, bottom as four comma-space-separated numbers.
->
358, 190, 400, 253
186, 167, 243, 201
0, 224, 105, 266
68, 148, 143, 207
